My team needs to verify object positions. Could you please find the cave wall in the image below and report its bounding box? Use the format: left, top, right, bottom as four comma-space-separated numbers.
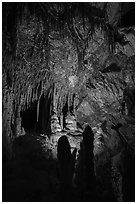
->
2, 2, 135, 156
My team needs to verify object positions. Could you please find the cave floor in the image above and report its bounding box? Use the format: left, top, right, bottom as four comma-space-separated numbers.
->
2, 129, 135, 202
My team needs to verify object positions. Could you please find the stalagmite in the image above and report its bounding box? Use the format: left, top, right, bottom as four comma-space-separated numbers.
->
57, 135, 77, 201
82, 125, 96, 195
2, 2, 135, 202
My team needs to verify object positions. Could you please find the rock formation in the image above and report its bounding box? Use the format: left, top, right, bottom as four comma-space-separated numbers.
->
2, 2, 135, 202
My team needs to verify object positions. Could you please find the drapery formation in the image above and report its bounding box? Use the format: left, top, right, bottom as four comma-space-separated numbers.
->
2, 3, 135, 156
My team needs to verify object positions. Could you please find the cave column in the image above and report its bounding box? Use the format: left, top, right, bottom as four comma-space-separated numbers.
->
65, 94, 77, 131
2, 90, 14, 159
50, 83, 62, 133
15, 105, 24, 137
60, 114, 63, 130
65, 113, 77, 131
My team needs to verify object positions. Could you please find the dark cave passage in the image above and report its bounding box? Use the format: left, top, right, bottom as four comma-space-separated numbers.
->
21, 94, 51, 134
21, 101, 37, 133
62, 94, 75, 129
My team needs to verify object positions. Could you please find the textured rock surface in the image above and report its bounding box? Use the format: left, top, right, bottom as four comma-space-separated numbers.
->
51, 113, 62, 133
2, 3, 135, 202
65, 114, 77, 131
3, 3, 135, 139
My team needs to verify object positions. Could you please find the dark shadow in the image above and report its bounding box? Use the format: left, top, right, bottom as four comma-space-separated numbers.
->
2, 134, 59, 202
21, 93, 51, 134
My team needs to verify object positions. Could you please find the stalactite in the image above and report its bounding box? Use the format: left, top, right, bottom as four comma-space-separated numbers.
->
2, 89, 14, 158
29, 85, 32, 104
37, 81, 43, 122
53, 82, 56, 112
36, 84, 39, 101
24, 91, 27, 110
33, 86, 36, 102
33, 87, 36, 102
37, 99, 40, 123
56, 89, 59, 112
31, 87, 34, 103
28, 85, 32, 107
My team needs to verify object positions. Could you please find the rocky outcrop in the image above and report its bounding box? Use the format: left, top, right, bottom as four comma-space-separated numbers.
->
2, 3, 135, 180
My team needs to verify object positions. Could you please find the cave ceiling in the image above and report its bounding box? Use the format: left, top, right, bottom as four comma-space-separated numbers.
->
2, 2, 135, 135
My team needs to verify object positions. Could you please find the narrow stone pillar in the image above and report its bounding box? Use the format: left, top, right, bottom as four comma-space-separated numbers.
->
51, 112, 62, 134
82, 125, 96, 195
15, 106, 22, 137
57, 136, 77, 201
65, 113, 77, 131
60, 114, 63, 130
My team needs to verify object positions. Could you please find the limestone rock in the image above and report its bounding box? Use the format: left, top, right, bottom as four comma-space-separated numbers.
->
51, 113, 62, 133
65, 114, 77, 131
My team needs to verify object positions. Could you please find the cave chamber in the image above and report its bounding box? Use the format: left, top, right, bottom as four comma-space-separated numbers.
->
2, 2, 135, 202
